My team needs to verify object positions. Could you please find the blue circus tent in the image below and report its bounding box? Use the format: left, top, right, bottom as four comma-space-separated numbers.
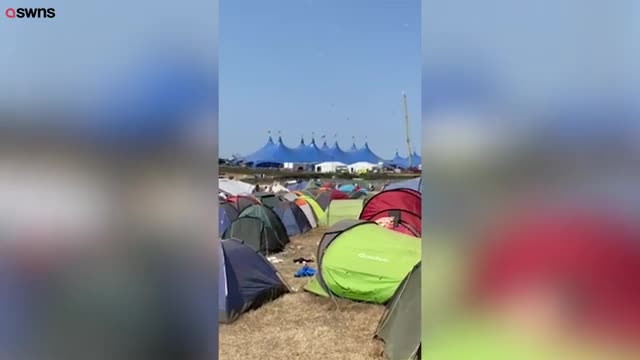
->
320, 141, 331, 152
387, 151, 407, 167
291, 137, 311, 162
294, 137, 307, 152
325, 140, 351, 163
411, 151, 422, 165
300, 138, 334, 163
347, 142, 384, 163
242, 136, 301, 166
241, 136, 277, 166
335, 140, 359, 164
386, 150, 421, 168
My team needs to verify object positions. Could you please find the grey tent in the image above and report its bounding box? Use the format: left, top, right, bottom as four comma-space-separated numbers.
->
254, 193, 284, 209
315, 191, 332, 210
382, 177, 422, 193
272, 201, 312, 237
219, 202, 240, 235
219, 239, 289, 323
280, 192, 298, 202
222, 204, 290, 254
375, 262, 421, 360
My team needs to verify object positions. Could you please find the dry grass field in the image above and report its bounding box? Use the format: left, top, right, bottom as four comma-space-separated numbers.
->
219, 227, 386, 360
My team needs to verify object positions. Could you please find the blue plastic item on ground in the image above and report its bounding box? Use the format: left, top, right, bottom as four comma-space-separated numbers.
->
294, 264, 316, 277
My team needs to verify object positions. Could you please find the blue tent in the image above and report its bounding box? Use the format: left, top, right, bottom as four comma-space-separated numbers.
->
300, 138, 334, 163
347, 142, 384, 163
272, 202, 312, 236
411, 151, 422, 165
383, 151, 405, 168
320, 141, 331, 151
243, 136, 301, 166
219, 203, 239, 235
386, 151, 421, 168
241, 136, 277, 166
287, 181, 308, 191
294, 137, 307, 154
383, 177, 422, 193
325, 141, 351, 164
338, 184, 356, 193
219, 239, 289, 323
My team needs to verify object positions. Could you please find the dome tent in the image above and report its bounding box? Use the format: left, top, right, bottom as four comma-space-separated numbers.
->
324, 199, 364, 227
222, 204, 290, 254
382, 177, 422, 193
219, 238, 289, 323
219, 202, 240, 235
305, 220, 421, 304
272, 201, 312, 237
294, 198, 318, 228
360, 188, 422, 237
226, 194, 261, 213
375, 262, 421, 360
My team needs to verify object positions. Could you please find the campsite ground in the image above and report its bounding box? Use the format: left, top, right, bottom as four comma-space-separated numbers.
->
219, 227, 386, 360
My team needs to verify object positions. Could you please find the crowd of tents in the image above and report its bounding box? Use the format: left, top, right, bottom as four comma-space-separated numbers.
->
233, 135, 422, 169
218, 176, 422, 360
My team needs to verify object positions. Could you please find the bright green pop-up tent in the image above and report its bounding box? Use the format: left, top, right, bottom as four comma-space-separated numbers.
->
324, 199, 364, 226
305, 220, 421, 304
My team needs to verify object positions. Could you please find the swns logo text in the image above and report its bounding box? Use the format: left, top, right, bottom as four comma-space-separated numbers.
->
5, 8, 56, 19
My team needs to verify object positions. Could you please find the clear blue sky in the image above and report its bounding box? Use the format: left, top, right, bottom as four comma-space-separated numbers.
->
421, 0, 640, 117
219, 0, 421, 158
0, 1, 217, 113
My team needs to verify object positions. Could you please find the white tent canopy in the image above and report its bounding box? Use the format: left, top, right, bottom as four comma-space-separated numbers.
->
315, 161, 347, 173
219, 179, 255, 196
348, 161, 380, 173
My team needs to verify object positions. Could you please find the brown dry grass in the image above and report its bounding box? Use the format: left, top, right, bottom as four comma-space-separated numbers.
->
219, 227, 386, 360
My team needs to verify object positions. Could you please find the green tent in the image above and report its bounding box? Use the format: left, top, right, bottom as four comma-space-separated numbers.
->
421, 317, 606, 359
305, 220, 421, 303
324, 199, 364, 226
223, 204, 290, 254
254, 192, 284, 209
300, 194, 326, 224
375, 262, 421, 360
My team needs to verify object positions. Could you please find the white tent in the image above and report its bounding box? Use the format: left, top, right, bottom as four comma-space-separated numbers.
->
270, 182, 289, 193
315, 161, 347, 173
348, 161, 380, 173
219, 179, 255, 196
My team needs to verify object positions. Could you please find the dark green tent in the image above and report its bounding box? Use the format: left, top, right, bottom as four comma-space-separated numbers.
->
375, 262, 421, 360
222, 204, 290, 254
254, 193, 284, 209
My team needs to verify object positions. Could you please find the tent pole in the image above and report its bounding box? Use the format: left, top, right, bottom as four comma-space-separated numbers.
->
402, 92, 413, 168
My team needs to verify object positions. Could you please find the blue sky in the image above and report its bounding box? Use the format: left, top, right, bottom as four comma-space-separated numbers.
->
421, 0, 640, 118
219, 0, 420, 158
0, 1, 217, 116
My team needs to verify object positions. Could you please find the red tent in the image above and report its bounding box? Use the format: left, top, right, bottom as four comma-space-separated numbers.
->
329, 189, 349, 200
473, 206, 640, 342
359, 188, 421, 236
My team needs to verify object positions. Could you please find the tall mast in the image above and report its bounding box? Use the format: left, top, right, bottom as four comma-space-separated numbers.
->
402, 92, 413, 167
